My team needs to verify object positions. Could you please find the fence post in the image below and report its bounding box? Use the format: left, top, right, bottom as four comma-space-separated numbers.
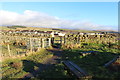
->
51, 37, 54, 44
64, 36, 66, 44
49, 38, 51, 46
42, 38, 45, 48
78, 36, 80, 44
7, 43, 11, 56
30, 38, 32, 52
60, 36, 62, 44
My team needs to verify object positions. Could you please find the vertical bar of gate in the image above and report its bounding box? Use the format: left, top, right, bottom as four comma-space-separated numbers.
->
49, 38, 51, 47
42, 38, 45, 48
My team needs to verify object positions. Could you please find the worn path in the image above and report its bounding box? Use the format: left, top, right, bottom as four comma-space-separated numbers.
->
22, 48, 64, 79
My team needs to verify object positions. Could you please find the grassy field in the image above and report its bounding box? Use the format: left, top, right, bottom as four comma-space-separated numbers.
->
1, 42, 120, 79
1, 44, 27, 57
61, 42, 120, 79
62, 50, 119, 79
1, 49, 53, 79
1, 26, 120, 79
29, 43, 120, 79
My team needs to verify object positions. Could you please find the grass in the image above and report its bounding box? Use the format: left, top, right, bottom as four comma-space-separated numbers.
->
28, 42, 120, 79
1, 49, 53, 79
1, 44, 27, 57
61, 42, 120, 79
1, 42, 120, 79
26, 49, 53, 63
82, 43, 120, 54
1, 27, 119, 79
36, 63, 70, 79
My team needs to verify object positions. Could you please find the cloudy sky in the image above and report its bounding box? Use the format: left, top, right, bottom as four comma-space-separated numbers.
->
0, 2, 118, 31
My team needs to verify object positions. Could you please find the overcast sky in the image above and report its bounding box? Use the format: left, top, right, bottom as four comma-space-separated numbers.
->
0, 2, 118, 31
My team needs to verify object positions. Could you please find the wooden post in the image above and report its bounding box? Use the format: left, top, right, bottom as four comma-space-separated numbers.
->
30, 38, 32, 52
51, 37, 54, 44
64, 36, 66, 44
60, 36, 62, 44
42, 38, 45, 48
48, 38, 51, 46
7, 43, 11, 56
41, 38, 42, 48
38, 38, 41, 48
78, 36, 80, 44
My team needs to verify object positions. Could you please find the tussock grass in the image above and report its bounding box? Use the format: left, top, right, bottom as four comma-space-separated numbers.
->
1, 49, 53, 78
61, 43, 120, 79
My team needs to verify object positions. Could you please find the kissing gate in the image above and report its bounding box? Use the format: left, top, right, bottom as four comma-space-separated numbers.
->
51, 36, 66, 45
27, 38, 51, 51
27, 36, 66, 51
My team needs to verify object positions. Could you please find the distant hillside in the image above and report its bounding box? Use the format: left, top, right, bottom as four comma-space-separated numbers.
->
1, 25, 99, 33
7, 25, 27, 29
93, 30, 119, 33
1, 26, 53, 31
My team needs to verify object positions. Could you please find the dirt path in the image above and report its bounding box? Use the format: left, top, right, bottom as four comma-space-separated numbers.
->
45, 48, 63, 64
22, 48, 64, 79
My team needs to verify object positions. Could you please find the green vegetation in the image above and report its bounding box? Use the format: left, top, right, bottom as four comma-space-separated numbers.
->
63, 50, 117, 77
1, 26, 119, 79
36, 63, 69, 79
1, 42, 120, 79
1, 49, 53, 79
1, 44, 27, 56
2, 36, 119, 79
61, 42, 120, 79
